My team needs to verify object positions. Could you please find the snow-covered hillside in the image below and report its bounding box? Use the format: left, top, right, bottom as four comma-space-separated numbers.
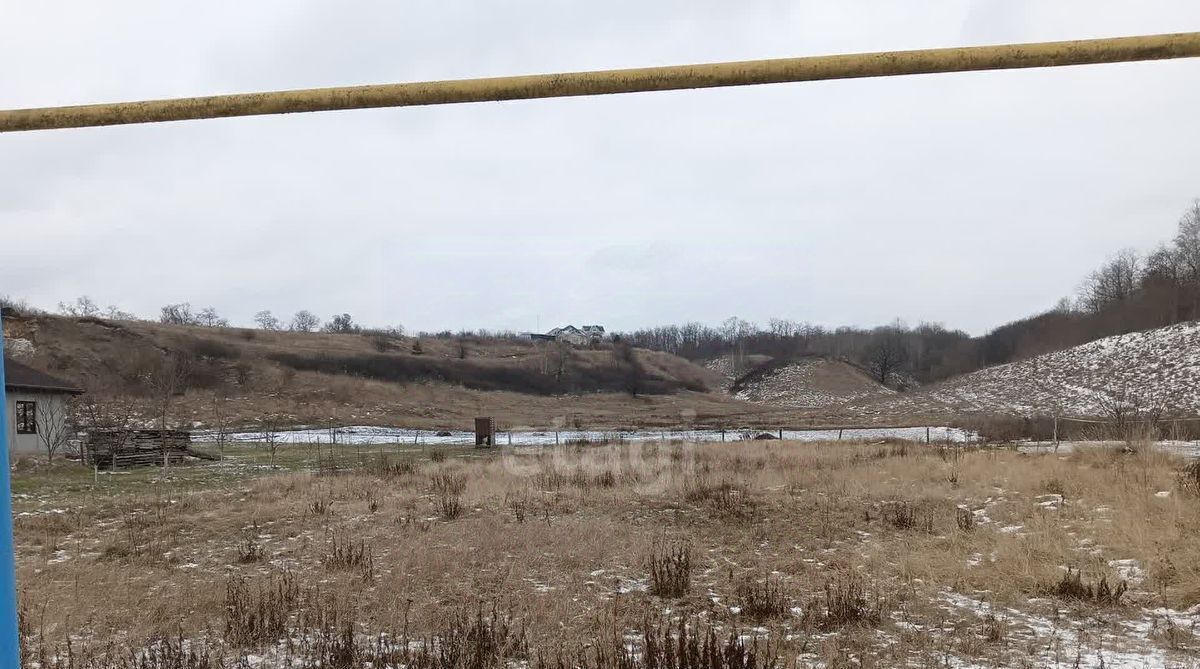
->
857, 321, 1200, 418
703, 354, 773, 392
731, 356, 894, 409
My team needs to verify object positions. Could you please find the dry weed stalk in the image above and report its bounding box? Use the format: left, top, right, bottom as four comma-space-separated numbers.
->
648, 543, 692, 598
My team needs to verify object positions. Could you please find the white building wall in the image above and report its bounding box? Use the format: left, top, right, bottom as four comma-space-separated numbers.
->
4, 390, 70, 456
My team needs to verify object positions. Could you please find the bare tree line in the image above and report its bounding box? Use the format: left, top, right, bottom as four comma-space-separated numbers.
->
619, 316, 963, 387
625, 200, 1200, 385
42, 297, 359, 336
14, 199, 1200, 390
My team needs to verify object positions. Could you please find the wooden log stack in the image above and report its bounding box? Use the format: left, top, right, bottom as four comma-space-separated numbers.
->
86, 429, 194, 469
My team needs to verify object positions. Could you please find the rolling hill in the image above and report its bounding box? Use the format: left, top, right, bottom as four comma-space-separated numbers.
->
844, 320, 1200, 420
1, 312, 789, 431
728, 356, 895, 409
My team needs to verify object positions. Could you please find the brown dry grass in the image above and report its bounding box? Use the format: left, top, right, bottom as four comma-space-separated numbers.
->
13, 440, 1200, 666
9, 313, 832, 431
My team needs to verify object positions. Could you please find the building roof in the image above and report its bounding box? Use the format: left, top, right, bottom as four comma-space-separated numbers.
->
3, 357, 84, 395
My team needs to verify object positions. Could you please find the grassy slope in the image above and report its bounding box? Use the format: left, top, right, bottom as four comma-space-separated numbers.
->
729, 355, 894, 408
5, 313, 806, 430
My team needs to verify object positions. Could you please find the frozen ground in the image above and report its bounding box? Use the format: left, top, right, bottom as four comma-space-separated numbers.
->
731, 357, 894, 408
1017, 440, 1200, 459
850, 321, 1200, 419
217, 424, 977, 446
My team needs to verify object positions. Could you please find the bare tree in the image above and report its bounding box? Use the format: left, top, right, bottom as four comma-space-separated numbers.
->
1097, 385, 1165, 444
58, 296, 100, 318
546, 341, 570, 381
1078, 249, 1142, 313
209, 393, 232, 461
254, 310, 281, 330
104, 305, 138, 320
867, 325, 910, 387
160, 303, 198, 326
260, 415, 281, 467
323, 417, 341, 471
148, 354, 191, 471
0, 295, 35, 313
197, 307, 229, 327
290, 310, 320, 332
1175, 199, 1200, 281
34, 397, 76, 460
75, 390, 140, 466
323, 313, 357, 333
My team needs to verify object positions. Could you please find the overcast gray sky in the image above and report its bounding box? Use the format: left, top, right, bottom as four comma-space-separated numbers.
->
3, 1, 1199, 335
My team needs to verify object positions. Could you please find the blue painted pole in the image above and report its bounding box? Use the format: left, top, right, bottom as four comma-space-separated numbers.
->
0, 312, 21, 665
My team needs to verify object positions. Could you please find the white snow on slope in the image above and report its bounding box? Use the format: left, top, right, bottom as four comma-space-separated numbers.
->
856, 321, 1200, 417
732, 357, 894, 409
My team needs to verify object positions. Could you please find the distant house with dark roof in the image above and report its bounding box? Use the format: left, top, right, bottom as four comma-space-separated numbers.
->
4, 357, 84, 455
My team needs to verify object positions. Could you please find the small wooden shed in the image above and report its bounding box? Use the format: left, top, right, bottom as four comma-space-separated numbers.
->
474, 417, 496, 447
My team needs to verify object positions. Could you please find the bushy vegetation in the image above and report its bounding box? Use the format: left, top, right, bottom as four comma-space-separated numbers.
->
267, 350, 693, 395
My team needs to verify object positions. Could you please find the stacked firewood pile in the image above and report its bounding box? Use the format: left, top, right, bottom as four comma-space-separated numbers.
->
85, 429, 199, 469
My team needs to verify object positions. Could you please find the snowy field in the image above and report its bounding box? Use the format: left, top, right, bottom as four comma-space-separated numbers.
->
218, 424, 977, 446
1017, 439, 1200, 459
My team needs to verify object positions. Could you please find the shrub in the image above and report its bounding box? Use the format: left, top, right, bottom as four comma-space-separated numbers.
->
1177, 461, 1200, 496
224, 571, 301, 647
980, 613, 1007, 643
267, 350, 686, 396
372, 454, 418, 478
409, 603, 526, 669
236, 536, 265, 563
534, 467, 567, 491
684, 477, 757, 520
648, 543, 692, 598
735, 577, 788, 621
880, 501, 933, 532
1041, 568, 1127, 605
308, 498, 332, 516
507, 491, 530, 523
431, 471, 467, 520
371, 334, 400, 353
570, 468, 591, 490
593, 470, 617, 488
188, 338, 240, 360
1042, 477, 1067, 498
541, 616, 773, 669
322, 534, 375, 582
808, 572, 888, 630
955, 506, 975, 532
957, 414, 1058, 442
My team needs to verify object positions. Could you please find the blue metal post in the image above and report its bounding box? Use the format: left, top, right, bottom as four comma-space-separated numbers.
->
0, 312, 21, 665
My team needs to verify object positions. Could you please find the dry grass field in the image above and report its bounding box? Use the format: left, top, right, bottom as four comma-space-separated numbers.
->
12, 439, 1200, 667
